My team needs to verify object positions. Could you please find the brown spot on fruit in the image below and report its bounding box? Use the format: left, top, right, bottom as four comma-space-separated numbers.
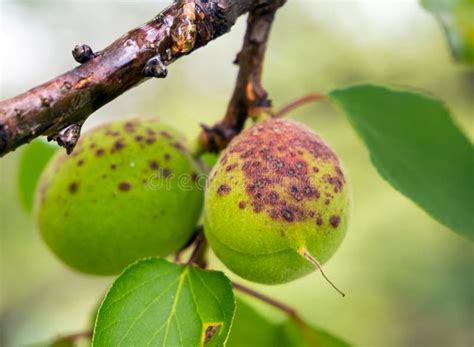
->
146, 128, 156, 136
241, 149, 254, 159
95, 149, 105, 157
226, 163, 238, 172
160, 130, 172, 139
118, 182, 131, 191
164, 153, 171, 161
316, 215, 323, 226
146, 137, 156, 145
239, 201, 247, 209
112, 139, 125, 152
134, 135, 144, 142
217, 184, 231, 196
149, 161, 159, 170
173, 142, 185, 151
267, 191, 279, 204
105, 129, 120, 137
69, 182, 79, 194
330, 215, 340, 228
253, 202, 264, 213
110, 164, 117, 170
327, 175, 344, 193
77, 159, 84, 166
281, 208, 295, 222
289, 185, 303, 201
163, 168, 171, 177
124, 122, 136, 133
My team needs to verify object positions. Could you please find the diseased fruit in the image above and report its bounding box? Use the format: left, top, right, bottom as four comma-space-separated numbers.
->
35, 119, 204, 275
204, 118, 350, 286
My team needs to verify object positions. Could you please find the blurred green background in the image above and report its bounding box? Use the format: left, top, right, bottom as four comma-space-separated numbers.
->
1, 1, 473, 346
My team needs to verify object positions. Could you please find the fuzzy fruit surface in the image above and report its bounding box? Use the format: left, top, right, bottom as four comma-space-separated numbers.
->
204, 119, 350, 284
35, 119, 204, 275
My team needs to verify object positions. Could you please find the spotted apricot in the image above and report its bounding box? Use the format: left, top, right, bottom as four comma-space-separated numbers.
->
204, 119, 350, 284
35, 119, 203, 275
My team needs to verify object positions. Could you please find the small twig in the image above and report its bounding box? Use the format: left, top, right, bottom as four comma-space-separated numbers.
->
174, 226, 202, 263
232, 281, 298, 318
52, 331, 92, 344
273, 93, 325, 118
187, 232, 208, 268
199, 0, 286, 152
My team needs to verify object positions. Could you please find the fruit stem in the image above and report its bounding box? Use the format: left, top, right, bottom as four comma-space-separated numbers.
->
253, 110, 273, 124
175, 228, 201, 263
232, 282, 299, 317
273, 93, 324, 118
51, 331, 92, 344
299, 248, 346, 297
187, 232, 208, 268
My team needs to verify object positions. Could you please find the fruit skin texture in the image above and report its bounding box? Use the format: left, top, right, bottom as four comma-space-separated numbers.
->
35, 119, 203, 275
204, 119, 350, 284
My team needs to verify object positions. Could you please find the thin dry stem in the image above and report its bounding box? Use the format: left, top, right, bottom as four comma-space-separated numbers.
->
299, 248, 346, 297
232, 281, 298, 317
273, 93, 325, 118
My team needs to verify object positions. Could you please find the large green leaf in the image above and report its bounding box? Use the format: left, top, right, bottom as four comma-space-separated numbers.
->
226, 298, 277, 347
330, 84, 474, 240
17, 139, 58, 213
278, 319, 351, 347
93, 258, 235, 347
421, 0, 474, 64
227, 298, 350, 347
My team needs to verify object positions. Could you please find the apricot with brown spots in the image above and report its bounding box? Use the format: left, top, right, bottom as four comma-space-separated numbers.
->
204, 119, 350, 284
35, 119, 203, 275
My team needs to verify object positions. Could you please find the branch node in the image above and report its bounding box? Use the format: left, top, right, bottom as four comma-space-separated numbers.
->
143, 55, 168, 78
233, 52, 241, 65
49, 122, 83, 154
0, 123, 7, 153
72, 44, 97, 64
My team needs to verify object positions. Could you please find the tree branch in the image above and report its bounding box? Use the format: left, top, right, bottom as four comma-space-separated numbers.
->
199, 0, 286, 152
0, 0, 282, 157
232, 281, 298, 318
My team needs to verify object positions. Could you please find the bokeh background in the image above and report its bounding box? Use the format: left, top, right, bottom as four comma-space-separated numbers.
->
1, 1, 473, 346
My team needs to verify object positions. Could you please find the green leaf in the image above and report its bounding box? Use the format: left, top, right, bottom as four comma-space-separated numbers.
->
226, 298, 278, 347
93, 258, 235, 347
17, 139, 58, 213
330, 84, 474, 240
421, 0, 474, 64
278, 319, 351, 347
227, 298, 350, 347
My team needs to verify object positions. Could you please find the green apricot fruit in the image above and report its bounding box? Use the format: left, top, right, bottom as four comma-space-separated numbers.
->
35, 119, 204, 275
204, 119, 350, 285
